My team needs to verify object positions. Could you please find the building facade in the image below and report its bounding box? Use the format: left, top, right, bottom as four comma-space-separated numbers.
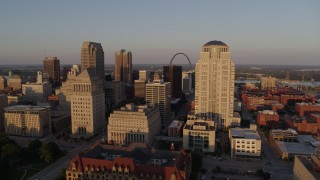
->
71, 69, 106, 137
66, 143, 191, 180
0, 76, 7, 91
134, 79, 146, 100
163, 65, 182, 98
139, 70, 150, 81
295, 102, 320, 117
260, 76, 276, 90
195, 40, 238, 128
115, 49, 132, 85
183, 119, 215, 153
104, 80, 126, 109
43, 57, 61, 88
4, 105, 51, 137
8, 75, 21, 91
107, 104, 161, 146
293, 155, 320, 180
257, 110, 280, 127
22, 82, 52, 104
0, 94, 8, 132
146, 80, 171, 127
229, 127, 261, 158
81, 41, 105, 81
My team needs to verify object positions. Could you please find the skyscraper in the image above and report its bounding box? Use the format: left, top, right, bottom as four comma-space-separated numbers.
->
163, 65, 182, 98
115, 49, 132, 85
195, 40, 239, 128
43, 57, 60, 88
146, 80, 171, 127
81, 41, 105, 81
70, 69, 105, 137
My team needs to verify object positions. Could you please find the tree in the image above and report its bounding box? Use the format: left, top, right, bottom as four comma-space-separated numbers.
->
1, 143, 21, 159
28, 139, 42, 153
39, 142, 62, 163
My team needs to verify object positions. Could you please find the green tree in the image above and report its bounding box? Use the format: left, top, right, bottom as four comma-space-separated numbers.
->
1, 143, 21, 159
39, 142, 62, 163
28, 139, 42, 153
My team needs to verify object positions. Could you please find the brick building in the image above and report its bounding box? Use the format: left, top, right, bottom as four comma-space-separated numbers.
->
286, 115, 320, 135
257, 110, 279, 127
295, 103, 320, 117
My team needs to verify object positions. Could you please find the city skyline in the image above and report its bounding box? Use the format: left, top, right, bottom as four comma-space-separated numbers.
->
0, 1, 319, 65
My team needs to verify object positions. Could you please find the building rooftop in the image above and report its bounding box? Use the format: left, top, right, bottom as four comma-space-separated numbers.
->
275, 141, 315, 155
4, 105, 50, 111
296, 155, 320, 178
230, 128, 261, 140
203, 40, 228, 47
184, 120, 215, 131
270, 128, 298, 137
168, 120, 184, 129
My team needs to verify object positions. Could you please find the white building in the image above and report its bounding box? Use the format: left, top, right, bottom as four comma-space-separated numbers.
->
195, 40, 240, 128
146, 80, 171, 127
70, 69, 105, 137
183, 119, 215, 153
4, 105, 51, 137
229, 127, 261, 158
22, 82, 52, 104
107, 103, 161, 146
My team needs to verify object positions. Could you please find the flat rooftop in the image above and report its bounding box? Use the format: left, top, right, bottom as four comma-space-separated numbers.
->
4, 105, 50, 111
275, 141, 315, 155
230, 128, 261, 140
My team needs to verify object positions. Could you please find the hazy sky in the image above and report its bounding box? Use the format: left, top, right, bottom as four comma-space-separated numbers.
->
0, 1, 319, 65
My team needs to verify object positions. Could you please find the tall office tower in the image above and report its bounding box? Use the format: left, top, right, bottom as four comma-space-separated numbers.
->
43, 57, 60, 88
81, 41, 105, 81
139, 70, 150, 81
70, 69, 105, 137
0, 76, 6, 91
146, 80, 171, 127
115, 49, 133, 84
0, 94, 8, 132
195, 40, 239, 128
163, 65, 182, 98
134, 79, 147, 99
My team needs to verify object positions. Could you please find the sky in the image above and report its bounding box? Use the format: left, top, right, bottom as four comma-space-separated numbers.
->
0, 1, 319, 65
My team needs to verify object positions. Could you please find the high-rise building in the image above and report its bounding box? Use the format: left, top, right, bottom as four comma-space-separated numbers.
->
70, 69, 105, 137
107, 103, 161, 146
195, 40, 239, 128
4, 105, 51, 137
139, 70, 150, 81
163, 65, 182, 98
81, 41, 105, 81
104, 80, 126, 109
43, 57, 60, 88
146, 80, 171, 127
134, 79, 147, 99
115, 49, 132, 84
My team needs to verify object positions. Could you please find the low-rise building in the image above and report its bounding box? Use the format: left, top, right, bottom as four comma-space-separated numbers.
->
295, 103, 320, 117
269, 129, 298, 143
260, 76, 276, 90
273, 135, 318, 160
168, 120, 184, 137
257, 110, 279, 127
66, 143, 191, 180
4, 105, 51, 137
286, 116, 320, 135
183, 119, 215, 153
229, 127, 261, 158
7, 94, 26, 106
293, 154, 320, 180
107, 104, 161, 146
22, 82, 52, 104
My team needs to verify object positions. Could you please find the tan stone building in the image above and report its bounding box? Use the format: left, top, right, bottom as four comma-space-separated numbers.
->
8, 75, 21, 91
139, 70, 150, 81
183, 119, 215, 153
293, 155, 320, 180
146, 80, 171, 127
107, 104, 161, 146
0, 76, 7, 91
4, 105, 51, 137
81, 41, 105, 81
22, 82, 52, 104
71, 69, 106, 137
229, 127, 261, 158
195, 40, 239, 128
260, 76, 276, 90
